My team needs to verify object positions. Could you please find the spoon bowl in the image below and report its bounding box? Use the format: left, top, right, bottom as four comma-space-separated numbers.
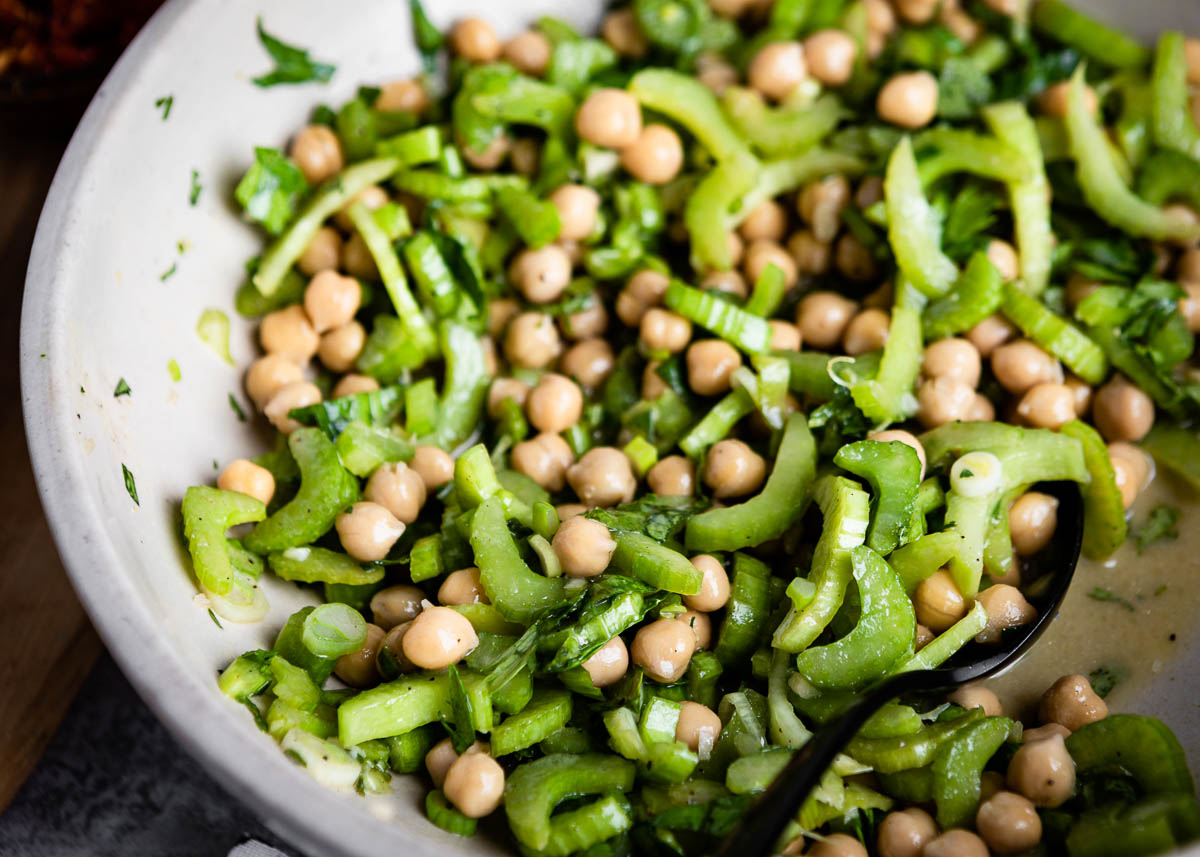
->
715, 480, 1084, 857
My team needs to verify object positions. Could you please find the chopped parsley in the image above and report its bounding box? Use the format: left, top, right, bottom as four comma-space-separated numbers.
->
189, 169, 202, 206
113, 378, 131, 397
1155, 584, 1169, 597
1088, 665, 1125, 699
229, 393, 247, 422
959, 469, 975, 478
160, 263, 177, 282
1088, 587, 1136, 612
79, 386, 85, 394
155, 94, 173, 120
177, 239, 190, 254
252, 19, 337, 88
409, 0, 444, 73
234, 148, 310, 235
122, 464, 140, 505
168, 359, 182, 382
208, 608, 224, 629
1135, 504, 1181, 554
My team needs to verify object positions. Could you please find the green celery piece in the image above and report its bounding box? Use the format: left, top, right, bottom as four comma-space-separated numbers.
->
1031, 0, 1151, 69
182, 486, 266, 596
629, 69, 747, 162
833, 439, 922, 556
1143, 422, 1200, 492
268, 545, 383, 586
1138, 149, 1200, 211
451, 603, 525, 636
547, 591, 645, 671
727, 747, 792, 794
1066, 714, 1195, 796
269, 656, 321, 712
850, 303, 922, 424
885, 137, 957, 298
773, 476, 871, 652
491, 689, 573, 756
665, 280, 770, 354
337, 669, 492, 746
686, 412, 817, 552
1000, 282, 1108, 383
374, 125, 442, 165
536, 794, 633, 857
503, 754, 636, 852
889, 530, 966, 594
944, 488, 995, 598
796, 547, 916, 690
425, 790, 477, 836
470, 496, 564, 623
685, 149, 761, 272
923, 251, 1004, 340
847, 708, 986, 774
914, 129, 1031, 186
1060, 420, 1127, 560
334, 421, 413, 477
253, 156, 401, 295
1065, 68, 1200, 243
607, 531, 703, 595
768, 649, 810, 749
495, 185, 561, 248
243, 428, 360, 554
931, 716, 1016, 828
983, 102, 1053, 295
420, 322, 490, 452
892, 602, 989, 674
1065, 793, 1200, 857
721, 88, 845, 158
402, 230, 461, 318
714, 553, 771, 668
1152, 32, 1200, 161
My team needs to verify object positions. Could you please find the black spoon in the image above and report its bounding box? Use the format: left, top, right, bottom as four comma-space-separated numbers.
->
713, 480, 1083, 857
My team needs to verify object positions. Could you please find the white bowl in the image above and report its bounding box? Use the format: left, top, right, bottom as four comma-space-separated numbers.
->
20, 0, 1200, 855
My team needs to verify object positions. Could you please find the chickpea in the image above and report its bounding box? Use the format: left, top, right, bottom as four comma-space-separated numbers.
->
336, 501, 405, 563
708, 0, 752, 16
1024, 723, 1072, 744
332, 622, 386, 689
621, 124, 684, 185
627, 268, 670, 307
341, 232, 378, 279
510, 245, 572, 304
601, 9, 649, 58
877, 71, 939, 129
298, 227, 343, 276
557, 503, 588, 521
947, 684, 1003, 716
1093, 376, 1155, 442
318, 321, 366, 373
631, 618, 696, 683
726, 231, 746, 267
968, 393, 996, 422
444, 751, 505, 818
924, 830, 989, 857
289, 125, 344, 185
366, 461, 427, 525
488, 378, 531, 419
647, 455, 695, 496
696, 51, 739, 94
1178, 280, 1200, 333
1064, 374, 1093, 417
923, 337, 982, 388
809, 833, 868, 857
561, 339, 615, 391
876, 807, 937, 857
976, 790, 1042, 855
749, 41, 807, 102
460, 132, 511, 171
992, 340, 1062, 394
985, 238, 1020, 282
864, 0, 896, 36
1179, 248, 1200, 281
1065, 274, 1101, 310
1187, 37, 1200, 85
967, 314, 1017, 358
439, 567, 489, 606
916, 376, 976, 428
914, 624, 935, 651
687, 340, 742, 396
410, 446, 455, 491
552, 516, 617, 578
675, 701, 722, 753
260, 305, 319, 364
1007, 732, 1075, 807
371, 584, 425, 631
375, 79, 429, 114
796, 291, 857, 349
548, 184, 601, 243
512, 432, 574, 493
643, 361, 669, 400
744, 239, 799, 288
376, 621, 418, 680
769, 320, 803, 351
1040, 674, 1108, 731
333, 373, 379, 398
217, 459, 276, 506
679, 609, 712, 649
980, 770, 1007, 801
526, 373, 584, 435
788, 230, 833, 275
868, 429, 926, 479
425, 738, 461, 789
1039, 81, 1098, 118
915, 569, 966, 632
798, 175, 850, 244
483, 300, 517, 340
575, 89, 643, 149
510, 137, 540, 176
836, 233, 879, 282
641, 308, 693, 354
1009, 492, 1059, 557
402, 605, 478, 670
567, 446, 637, 507
856, 175, 885, 209
1109, 441, 1150, 509
582, 636, 630, 687
842, 308, 890, 356
701, 270, 749, 299
505, 311, 562, 368
804, 29, 857, 86
685, 555, 731, 612
450, 17, 501, 62
502, 30, 551, 76
981, 0, 1022, 14
1163, 204, 1200, 248
564, 298, 608, 340
703, 439, 767, 499
264, 381, 322, 434
739, 200, 788, 243
1016, 382, 1076, 429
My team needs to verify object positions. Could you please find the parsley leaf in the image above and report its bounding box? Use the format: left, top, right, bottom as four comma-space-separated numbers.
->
208, 608, 224, 630
443, 665, 477, 753
113, 378, 131, 397
234, 148, 310, 235
160, 263, 177, 282
253, 19, 337, 88
942, 184, 1003, 262
1088, 587, 1135, 612
1087, 665, 1124, 699
938, 57, 994, 120
1135, 504, 1181, 554
229, 394, 247, 422
187, 169, 202, 206
586, 496, 710, 544
288, 386, 404, 440
409, 0, 444, 73
155, 94, 173, 120
122, 464, 140, 505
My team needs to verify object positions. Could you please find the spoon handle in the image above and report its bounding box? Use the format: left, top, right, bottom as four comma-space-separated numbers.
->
712, 671, 950, 857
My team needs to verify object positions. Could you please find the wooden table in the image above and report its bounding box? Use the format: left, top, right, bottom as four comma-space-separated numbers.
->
0, 118, 105, 813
